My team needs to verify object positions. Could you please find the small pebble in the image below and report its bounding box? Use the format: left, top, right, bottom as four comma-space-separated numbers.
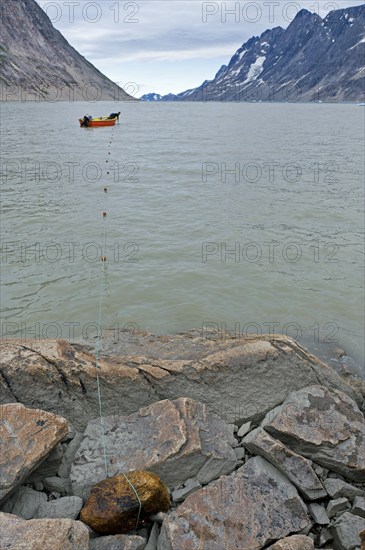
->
234, 447, 246, 460
237, 422, 252, 438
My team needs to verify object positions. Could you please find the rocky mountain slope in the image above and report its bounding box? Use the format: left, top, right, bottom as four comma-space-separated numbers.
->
140, 92, 163, 101
0, 0, 132, 101
160, 4, 365, 102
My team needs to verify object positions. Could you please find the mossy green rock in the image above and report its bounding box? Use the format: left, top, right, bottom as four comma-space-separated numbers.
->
80, 471, 169, 534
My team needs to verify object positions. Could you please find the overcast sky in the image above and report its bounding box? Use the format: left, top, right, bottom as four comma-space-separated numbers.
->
37, 0, 364, 96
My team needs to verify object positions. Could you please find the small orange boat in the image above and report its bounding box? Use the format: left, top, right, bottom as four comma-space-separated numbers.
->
79, 113, 120, 127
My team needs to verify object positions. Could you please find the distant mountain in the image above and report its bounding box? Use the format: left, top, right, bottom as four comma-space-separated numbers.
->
158, 4, 365, 102
0, 0, 133, 101
140, 93, 163, 101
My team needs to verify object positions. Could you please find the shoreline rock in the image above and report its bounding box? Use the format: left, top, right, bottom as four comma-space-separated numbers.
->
0, 403, 68, 504
243, 427, 326, 500
158, 457, 311, 549
0, 512, 89, 549
70, 397, 237, 497
1, 333, 364, 549
261, 385, 365, 482
0, 334, 362, 431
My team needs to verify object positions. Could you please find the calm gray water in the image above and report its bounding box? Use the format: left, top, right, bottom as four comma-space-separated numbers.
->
1, 101, 364, 372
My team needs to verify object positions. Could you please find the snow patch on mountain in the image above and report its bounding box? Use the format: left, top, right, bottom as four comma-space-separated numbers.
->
349, 36, 365, 49
243, 56, 266, 84
238, 49, 247, 61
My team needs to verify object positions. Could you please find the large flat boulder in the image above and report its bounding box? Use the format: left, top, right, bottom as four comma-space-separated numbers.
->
262, 385, 365, 482
0, 403, 68, 503
157, 457, 311, 550
0, 335, 361, 431
71, 398, 237, 496
0, 340, 154, 432
243, 427, 326, 500
0, 512, 89, 549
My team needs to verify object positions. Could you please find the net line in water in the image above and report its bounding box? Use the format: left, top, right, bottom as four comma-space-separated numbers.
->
92, 117, 142, 528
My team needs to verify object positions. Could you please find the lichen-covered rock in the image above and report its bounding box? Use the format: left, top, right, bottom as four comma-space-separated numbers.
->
158, 457, 310, 550
71, 398, 237, 496
243, 427, 326, 500
80, 471, 169, 534
0, 511, 89, 549
262, 385, 365, 481
0, 403, 68, 503
267, 534, 314, 549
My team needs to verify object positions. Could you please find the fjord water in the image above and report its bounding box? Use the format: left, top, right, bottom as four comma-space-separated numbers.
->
1, 101, 364, 372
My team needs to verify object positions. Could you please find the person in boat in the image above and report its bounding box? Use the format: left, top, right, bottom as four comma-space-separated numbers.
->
81, 115, 92, 127
108, 112, 121, 121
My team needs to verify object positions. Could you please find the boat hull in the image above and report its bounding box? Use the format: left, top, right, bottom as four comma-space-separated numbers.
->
79, 117, 118, 127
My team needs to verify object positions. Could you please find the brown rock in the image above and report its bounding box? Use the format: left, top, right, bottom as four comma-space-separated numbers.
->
80, 471, 169, 534
262, 385, 365, 481
158, 457, 310, 550
267, 535, 314, 549
0, 403, 68, 503
0, 335, 361, 431
71, 398, 237, 496
360, 528, 365, 550
0, 511, 89, 549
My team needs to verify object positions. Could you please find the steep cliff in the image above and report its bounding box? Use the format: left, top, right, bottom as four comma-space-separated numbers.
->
0, 0, 132, 101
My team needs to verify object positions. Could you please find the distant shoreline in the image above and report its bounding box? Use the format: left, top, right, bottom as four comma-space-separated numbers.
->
1, 98, 364, 104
